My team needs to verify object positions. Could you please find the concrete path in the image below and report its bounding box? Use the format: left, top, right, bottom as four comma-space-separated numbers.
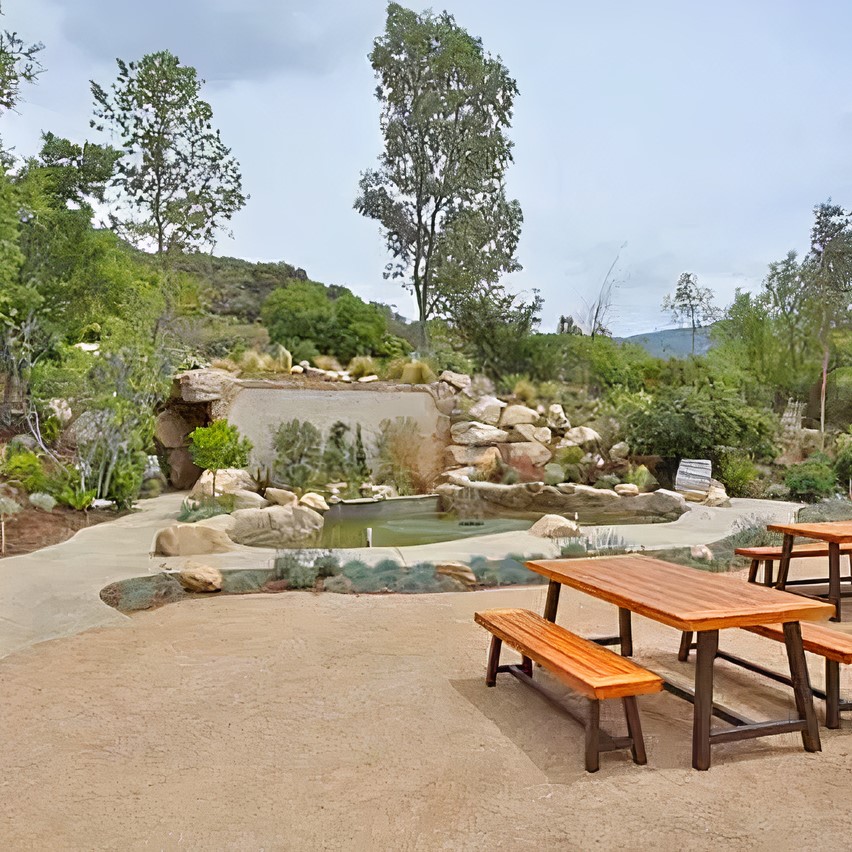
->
0, 493, 802, 661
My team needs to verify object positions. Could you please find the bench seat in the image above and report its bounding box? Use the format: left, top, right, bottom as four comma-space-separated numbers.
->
744, 621, 852, 663
474, 608, 662, 770
737, 543, 852, 586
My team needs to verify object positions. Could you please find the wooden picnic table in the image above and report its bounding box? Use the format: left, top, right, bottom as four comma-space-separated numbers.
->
525, 555, 834, 770
767, 521, 852, 621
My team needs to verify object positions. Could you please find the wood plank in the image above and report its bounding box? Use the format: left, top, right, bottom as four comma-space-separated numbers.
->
744, 622, 852, 663
735, 543, 852, 559
767, 522, 852, 544
474, 609, 663, 700
525, 556, 835, 631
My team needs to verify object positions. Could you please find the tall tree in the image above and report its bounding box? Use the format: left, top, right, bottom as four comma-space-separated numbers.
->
662, 272, 720, 353
355, 3, 522, 346
91, 50, 246, 256
0, 2, 43, 117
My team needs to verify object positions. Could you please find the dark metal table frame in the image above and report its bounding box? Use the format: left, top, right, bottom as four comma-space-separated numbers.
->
540, 579, 821, 771
775, 535, 848, 622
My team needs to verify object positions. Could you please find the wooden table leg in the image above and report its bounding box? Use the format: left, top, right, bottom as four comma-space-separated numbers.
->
543, 580, 561, 622
775, 534, 794, 590
678, 631, 693, 662
618, 607, 633, 657
829, 542, 841, 622
692, 630, 719, 771
783, 621, 821, 752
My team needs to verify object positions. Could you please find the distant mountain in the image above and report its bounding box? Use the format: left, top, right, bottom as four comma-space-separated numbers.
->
617, 325, 716, 359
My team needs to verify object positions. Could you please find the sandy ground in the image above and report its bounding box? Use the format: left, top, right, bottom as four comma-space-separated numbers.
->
3, 582, 852, 850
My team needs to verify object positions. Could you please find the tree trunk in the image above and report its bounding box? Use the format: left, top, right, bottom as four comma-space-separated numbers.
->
212, 468, 217, 498
820, 343, 830, 443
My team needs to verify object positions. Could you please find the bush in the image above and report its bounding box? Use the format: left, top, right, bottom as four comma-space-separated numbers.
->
347, 356, 379, 379
785, 454, 837, 502
272, 419, 323, 492
177, 495, 234, 523
374, 418, 440, 495
512, 378, 537, 404
399, 361, 436, 384
716, 450, 758, 498
835, 432, 852, 490
2, 451, 47, 493
29, 492, 57, 512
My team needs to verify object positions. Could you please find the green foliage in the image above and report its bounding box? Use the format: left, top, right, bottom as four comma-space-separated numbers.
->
797, 499, 852, 523
0, 495, 23, 516
91, 50, 246, 254
347, 356, 379, 379
0, 24, 43, 115
399, 361, 436, 384
2, 450, 46, 493
374, 417, 437, 495
272, 419, 323, 492
716, 450, 758, 498
662, 272, 721, 354
512, 378, 537, 404
52, 479, 96, 511
177, 496, 235, 523
785, 454, 838, 502
623, 464, 658, 492
835, 432, 852, 487
28, 491, 56, 512
188, 420, 252, 491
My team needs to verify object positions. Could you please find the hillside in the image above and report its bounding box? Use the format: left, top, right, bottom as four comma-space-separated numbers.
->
618, 325, 716, 359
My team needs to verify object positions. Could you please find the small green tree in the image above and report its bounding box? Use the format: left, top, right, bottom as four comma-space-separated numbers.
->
662, 272, 720, 354
0, 495, 22, 554
188, 420, 252, 496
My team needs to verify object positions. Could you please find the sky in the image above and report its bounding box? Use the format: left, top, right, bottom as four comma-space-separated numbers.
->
3, 0, 852, 336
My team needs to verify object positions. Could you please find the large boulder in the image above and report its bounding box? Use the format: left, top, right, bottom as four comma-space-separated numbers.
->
444, 445, 502, 469
228, 505, 324, 548
513, 424, 552, 444
562, 426, 602, 447
450, 421, 509, 446
500, 405, 539, 428
193, 513, 236, 534
300, 492, 330, 512
152, 524, 234, 556
528, 514, 581, 539
468, 395, 506, 426
438, 370, 472, 392
264, 487, 299, 507
167, 447, 203, 490
190, 468, 258, 499
172, 369, 235, 403
177, 561, 223, 592
154, 410, 195, 449
500, 442, 552, 468
231, 489, 270, 510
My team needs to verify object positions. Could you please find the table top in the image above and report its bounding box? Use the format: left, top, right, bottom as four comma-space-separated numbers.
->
766, 521, 852, 544
525, 555, 835, 632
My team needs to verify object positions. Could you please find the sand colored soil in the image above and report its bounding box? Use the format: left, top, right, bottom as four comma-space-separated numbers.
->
3, 582, 852, 850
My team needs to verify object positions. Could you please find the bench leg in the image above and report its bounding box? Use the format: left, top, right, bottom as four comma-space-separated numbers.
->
678, 631, 693, 662
775, 534, 794, 590
622, 696, 648, 765
763, 559, 774, 586
783, 621, 821, 752
829, 543, 841, 622
521, 655, 533, 677
826, 660, 841, 730
486, 636, 502, 687
585, 699, 600, 772
543, 580, 561, 622
747, 559, 759, 583
619, 608, 633, 657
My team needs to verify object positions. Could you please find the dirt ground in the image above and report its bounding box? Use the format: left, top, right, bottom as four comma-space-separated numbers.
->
3, 583, 852, 851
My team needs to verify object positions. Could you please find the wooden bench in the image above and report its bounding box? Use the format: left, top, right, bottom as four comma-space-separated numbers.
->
681, 621, 852, 728
474, 608, 663, 772
738, 543, 852, 587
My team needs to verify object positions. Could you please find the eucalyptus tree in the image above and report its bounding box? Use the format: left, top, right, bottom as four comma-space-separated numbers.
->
91, 50, 246, 257
662, 272, 720, 354
355, 3, 522, 346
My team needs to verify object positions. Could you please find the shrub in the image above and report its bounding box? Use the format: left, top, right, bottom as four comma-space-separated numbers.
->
29, 492, 57, 512
623, 464, 658, 492
835, 432, 852, 491
314, 354, 343, 372
188, 420, 253, 496
399, 361, 436, 384
347, 356, 379, 379
375, 417, 440, 495
512, 378, 537, 404
2, 451, 47, 493
785, 454, 837, 502
272, 419, 323, 492
717, 450, 758, 498
0, 495, 23, 554
797, 498, 852, 524
177, 495, 234, 523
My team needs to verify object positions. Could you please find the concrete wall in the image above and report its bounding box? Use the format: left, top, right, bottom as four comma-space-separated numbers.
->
226, 386, 442, 472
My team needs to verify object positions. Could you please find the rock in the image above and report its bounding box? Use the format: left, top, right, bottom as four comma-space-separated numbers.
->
167, 447, 203, 490
438, 370, 472, 392
48, 398, 73, 425
228, 505, 325, 548
499, 442, 552, 467
358, 375, 379, 383
193, 513, 236, 534
500, 404, 539, 428
513, 424, 552, 444
614, 483, 640, 496
305, 366, 327, 379
172, 369, 235, 403
439, 470, 475, 486
563, 426, 602, 447
547, 404, 571, 432
362, 484, 397, 499
323, 574, 354, 594
231, 489, 269, 510
190, 468, 258, 499
690, 545, 714, 562
528, 514, 582, 539
177, 562, 223, 592
450, 421, 509, 445
152, 524, 234, 556
154, 410, 194, 449
264, 487, 299, 507
435, 561, 477, 588
444, 445, 502, 469
7, 433, 37, 452
610, 441, 630, 461
300, 492, 330, 512
468, 395, 506, 426
290, 365, 304, 374
704, 480, 730, 508
66, 410, 109, 446
544, 463, 565, 485
91, 499, 114, 510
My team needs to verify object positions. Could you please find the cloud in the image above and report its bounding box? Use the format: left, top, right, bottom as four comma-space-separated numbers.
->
55, 0, 377, 83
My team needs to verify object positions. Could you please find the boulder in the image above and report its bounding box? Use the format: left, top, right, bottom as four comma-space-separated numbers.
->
500, 404, 539, 428
172, 369, 234, 403
444, 444, 502, 469
177, 561, 223, 593
264, 487, 299, 507
610, 441, 630, 461
300, 492, 330, 512
528, 514, 582, 539
193, 513, 236, 534
228, 505, 324, 548
358, 375, 379, 383
468, 395, 506, 426
614, 483, 640, 497
190, 468, 258, 499
547, 404, 571, 432
290, 365, 304, 374
154, 410, 194, 449
690, 545, 715, 563
167, 447, 203, 490
435, 561, 477, 589
704, 480, 730, 508
152, 524, 234, 556
513, 423, 552, 444
7, 433, 37, 452
438, 370, 472, 392
450, 421, 509, 445
231, 489, 270, 510
563, 426, 602, 447
500, 441, 552, 467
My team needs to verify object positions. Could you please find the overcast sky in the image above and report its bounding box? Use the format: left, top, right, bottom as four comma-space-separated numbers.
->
3, 0, 851, 335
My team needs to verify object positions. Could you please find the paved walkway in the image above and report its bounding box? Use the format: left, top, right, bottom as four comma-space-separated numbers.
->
0, 493, 802, 661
